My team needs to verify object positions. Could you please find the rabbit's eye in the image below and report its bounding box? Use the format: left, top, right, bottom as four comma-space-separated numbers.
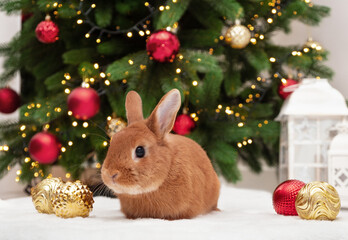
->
135, 146, 145, 158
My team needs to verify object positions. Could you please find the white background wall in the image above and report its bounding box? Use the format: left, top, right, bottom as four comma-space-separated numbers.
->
0, 0, 347, 198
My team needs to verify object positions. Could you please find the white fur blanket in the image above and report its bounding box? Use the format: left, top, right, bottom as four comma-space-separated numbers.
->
0, 184, 347, 240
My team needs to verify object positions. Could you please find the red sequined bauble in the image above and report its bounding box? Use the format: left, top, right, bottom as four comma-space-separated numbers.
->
172, 114, 195, 135
68, 87, 100, 120
29, 132, 61, 164
273, 179, 306, 216
146, 30, 180, 62
278, 79, 298, 99
0, 87, 21, 114
35, 18, 59, 43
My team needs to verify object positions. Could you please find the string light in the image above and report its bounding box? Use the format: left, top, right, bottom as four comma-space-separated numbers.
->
68, 111, 73, 116
192, 80, 198, 86
93, 63, 99, 69
61, 147, 66, 152
91, 3, 96, 8
128, 59, 134, 65
176, 68, 181, 74
85, 33, 90, 38
96, 38, 101, 43
66, 173, 71, 178
77, 19, 83, 24
139, 30, 145, 36
100, 72, 106, 78
72, 121, 78, 127
64, 88, 71, 94
127, 32, 133, 38
269, 57, 276, 62
83, 122, 89, 128
82, 134, 87, 138
104, 80, 111, 86
267, 18, 273, 24
68, 141, 73, 146
103, 141, 108, 146
20, 125, 26, 131
24, 157, 31, 163
107, 116, 112, 121
159, 6, 165, 11
259, 34, 264, 40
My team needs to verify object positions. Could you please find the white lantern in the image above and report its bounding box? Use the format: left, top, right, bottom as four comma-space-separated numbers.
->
276, 78, 348, 183
328, 121, 348, 208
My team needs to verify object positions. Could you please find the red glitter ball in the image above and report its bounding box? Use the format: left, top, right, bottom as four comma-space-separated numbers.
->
0, 87, 20, 114
35, 19, 59, 44
273, 179, 306, 216
172, 114, 195, 135
68, 87, 100, 120
278, 79, 298, 99
146, 30, 180, 62
29, 132, 61, 164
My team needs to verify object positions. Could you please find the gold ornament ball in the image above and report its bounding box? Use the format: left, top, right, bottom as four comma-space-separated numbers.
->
225, 24, 251, 49
52, 180, 94, 218
295, 181, 341, 220
31, 177, 63, 214
107, 117, 127, 137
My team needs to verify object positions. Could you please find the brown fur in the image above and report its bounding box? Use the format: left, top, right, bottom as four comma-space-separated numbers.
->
101, 89, 220, 220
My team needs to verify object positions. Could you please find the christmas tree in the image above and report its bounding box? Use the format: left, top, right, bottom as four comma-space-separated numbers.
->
0, 0, 332, 186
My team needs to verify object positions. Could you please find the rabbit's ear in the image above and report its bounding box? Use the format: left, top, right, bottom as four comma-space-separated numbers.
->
147, 89, 181, 137
125, 91, 144, 125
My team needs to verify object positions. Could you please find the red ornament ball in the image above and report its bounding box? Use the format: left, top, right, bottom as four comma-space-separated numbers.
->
68, 87, 100, 120
172, 114, 195, 135
146, 30, 180, 62
29, 132, 61, 164
35, 18, 59, 43
273, 179, 306, 216
278, 79, 298, 99
0, 87, 21, 114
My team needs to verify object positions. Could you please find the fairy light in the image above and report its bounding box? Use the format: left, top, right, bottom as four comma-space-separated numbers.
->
90, 78, 95, 83
238, 122, 244, 127
64, 88, 71, 94
237, 143, 243, 148
16, 170, 22, 175
82, 134, 87, 138
267, 18, 273, 24
251, 84, 256, 89
20, 125, 26, 131
235, 112, 240, 117
15, 177, 20, 182
144, 2, 149, 6
66, 173, 71, 178
140, 65, 147, 70
107, 116, 112, 121
24, 157, 31, 163
127, 32, 133, 38
250, 38, 257, 44
192, 80, 198, 86
77, 19, 83, 24
159, 5, 165, 11
128, 59, 134, 65
259, 34, 264, 40
145, 30, 151, 35
190, 113, 197, 118
271, 8, 277, 14
83, 122, 89, 128
96, 38, 101, 43
55, 107, 61, 112
93, 63, 99, 69
85, 33, 90, 38
64, 73, 71, 80
248, 139, 253, 144
243, 141, 247, 146
68, 111, 73, 116
258, 123, 263, 127
68, 141, 73, 146
22, 133, 27, 138
139, 30, 145, 36
225, 109, 233, 115
61, 147, 66, 152
269, 57, 276, 63
172, 0, 177, 2
264, 120, 269, 124
292, 51, 297, 56
165, 5, 170, 10
44, 124, 50, 130
100, 72, 106, 78
72, 121, 78, 127
103, 141, 108, 147
176, 68, 181, 74
96, 163, 101, 168
218, 105, 222, 109
61, 80, 66, 85
104, 80, 110, 86
91, 3, 96, 8
303, 47, 309, 53
24, 112, 29, 117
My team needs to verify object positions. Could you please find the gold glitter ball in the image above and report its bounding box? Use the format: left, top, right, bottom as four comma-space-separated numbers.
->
31, 177, 63, 214
295, 181, 341, 220
106, 117, 127, 137
225, 24, 251, 49
52, 180, 94, 218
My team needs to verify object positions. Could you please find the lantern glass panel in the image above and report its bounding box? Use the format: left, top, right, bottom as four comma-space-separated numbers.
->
294, 167, 328, 182
294, 145, 317, 163
293, 118, 317, 141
